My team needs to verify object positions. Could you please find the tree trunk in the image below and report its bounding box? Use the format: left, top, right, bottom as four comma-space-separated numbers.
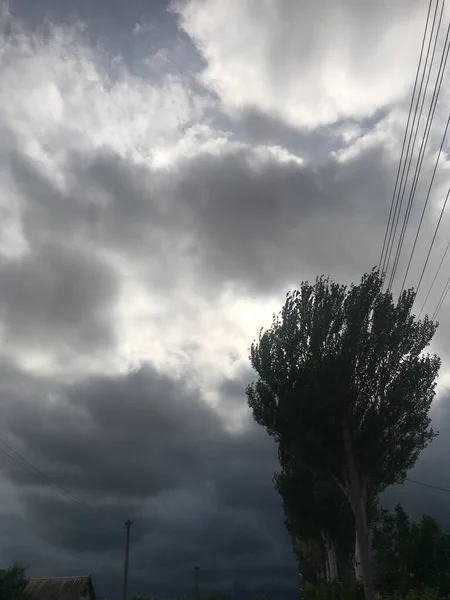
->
342, 421, 375, 600
319, 533, 330, 581
353, 526, 363, 582
320, 539, 328, 583
351, 496, 374, 600
298, 537, 327, 584
321, 531, 339, 581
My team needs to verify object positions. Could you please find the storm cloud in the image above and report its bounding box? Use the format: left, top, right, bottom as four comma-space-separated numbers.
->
1, 1, 450, 599
0, 359, 294, 598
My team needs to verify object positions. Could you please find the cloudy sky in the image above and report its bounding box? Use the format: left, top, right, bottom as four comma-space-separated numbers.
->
1, 0, 450, 598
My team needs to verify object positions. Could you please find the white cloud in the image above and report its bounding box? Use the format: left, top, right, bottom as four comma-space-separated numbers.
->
2, 4, 450, 399
0, 15, 209, 166
175, 0, 438, 129
0, 11, 308, 391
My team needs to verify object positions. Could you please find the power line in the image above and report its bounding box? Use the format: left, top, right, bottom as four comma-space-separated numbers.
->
410, 50, 450, 297
431, 270, 450, 319
0, 440, 87, 506
392, 6, 449, 293
415, 181, 450, 297
418, 237, 450, 317
388, 2, 449, 293
380, 0, 435, 276
0, 436, 89, 508
388, 0, 446, 292
405, 477, 450, 493
382, 0, 440, 282
401, 112, 450, 295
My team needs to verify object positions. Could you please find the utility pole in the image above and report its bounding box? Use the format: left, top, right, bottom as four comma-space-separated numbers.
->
194, 566, 200, 599
122, 518, 133, 600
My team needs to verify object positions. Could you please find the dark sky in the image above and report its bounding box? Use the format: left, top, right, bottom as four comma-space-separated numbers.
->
1, 0, 450, 599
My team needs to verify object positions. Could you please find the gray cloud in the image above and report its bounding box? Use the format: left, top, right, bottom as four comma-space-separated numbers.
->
5, 128, 399, 300
0, 239, 118, 356
3, 365, 222, 498
176, 142, 396, 292
7, 0, 202, 81
0, 360, 296, 598
1, 349, 446, 600
213, 106, 391, 164
1, 3, 450, 600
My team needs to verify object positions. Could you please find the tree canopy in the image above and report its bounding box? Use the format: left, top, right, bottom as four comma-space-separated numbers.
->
372, 505, 450, 596
246, 270, 440, 600
0, 565, 27, 600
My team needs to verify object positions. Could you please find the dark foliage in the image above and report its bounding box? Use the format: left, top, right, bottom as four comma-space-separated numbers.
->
246, 270, 440, 600
0, 565, 27, 600
372, 505, 450, 596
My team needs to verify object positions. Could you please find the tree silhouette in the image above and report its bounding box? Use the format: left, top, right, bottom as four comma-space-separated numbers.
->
247, 270, 440, 600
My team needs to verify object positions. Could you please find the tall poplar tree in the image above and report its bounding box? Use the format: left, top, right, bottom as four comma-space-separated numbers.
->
247, 270, 440, 600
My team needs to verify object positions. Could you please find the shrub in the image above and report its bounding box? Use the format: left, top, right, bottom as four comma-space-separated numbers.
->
304, 581, 365, 600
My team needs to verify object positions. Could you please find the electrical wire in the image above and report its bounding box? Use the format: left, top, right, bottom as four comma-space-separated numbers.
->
401, 113, 450, 295
380, 0, 435, 275
391, 5, 449, 293
432, 270, 450, 319
405, 477, 450, 493
0, 436, 89, 508
404, 40, 450, 298
418, 237, 450, 317
382, 0, 440, 281
388, 0, 446, 292
415, 182, 450, 297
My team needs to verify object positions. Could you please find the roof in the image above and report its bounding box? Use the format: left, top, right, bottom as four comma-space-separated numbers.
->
25, 575, 96, 600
